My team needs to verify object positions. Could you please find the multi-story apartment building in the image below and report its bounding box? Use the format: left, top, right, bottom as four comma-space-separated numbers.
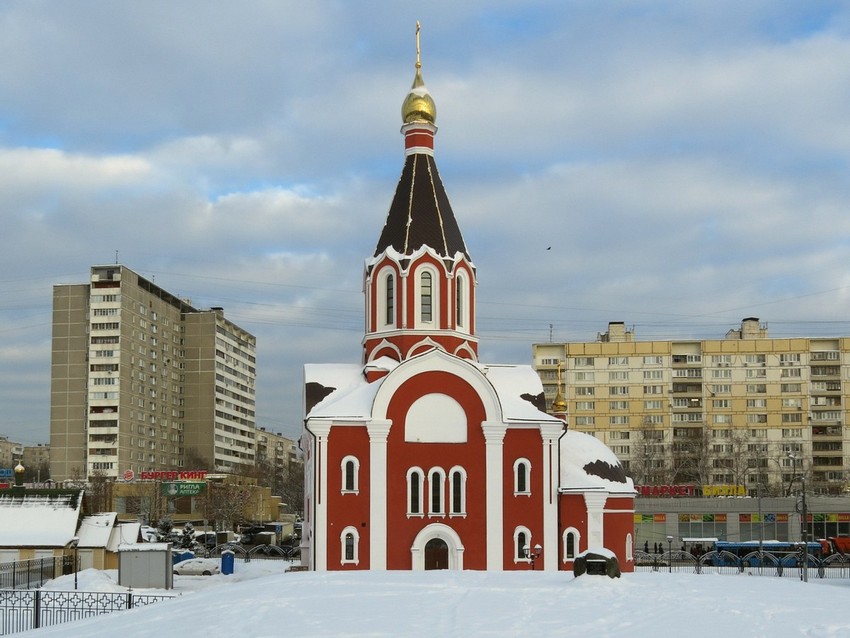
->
0, 436, 24, 468
533, 318, 850, 495
50, 265, 257, 482
255, 428, 299, 471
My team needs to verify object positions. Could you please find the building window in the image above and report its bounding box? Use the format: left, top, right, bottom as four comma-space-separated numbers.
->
407, 467, 424, 516
456, 275, 465, 327
341, 456, 359, 493
429, 467, 445, 516
449, 467, 466, 516
514, 527, 532, 563
514, 459, 531, 495
385, 272, 394, 326
340, 527, 359, 565
420, 271, 433, 323
563, 528, 580, 561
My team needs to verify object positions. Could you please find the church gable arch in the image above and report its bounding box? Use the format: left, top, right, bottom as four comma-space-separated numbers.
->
371, 349, 502, 424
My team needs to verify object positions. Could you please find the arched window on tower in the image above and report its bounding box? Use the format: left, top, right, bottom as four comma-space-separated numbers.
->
385, 273, 395, 326
455, 275, 464, 327
420, 271, 432, 323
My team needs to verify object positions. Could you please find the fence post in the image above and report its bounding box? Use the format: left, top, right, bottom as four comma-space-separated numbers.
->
33, 588, 41, 629
127, 591, 133, 610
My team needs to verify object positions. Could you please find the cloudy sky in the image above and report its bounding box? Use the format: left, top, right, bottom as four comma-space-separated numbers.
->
2, 1, 849, 445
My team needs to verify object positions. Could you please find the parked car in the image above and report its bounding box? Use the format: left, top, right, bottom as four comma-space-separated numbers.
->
173, 558, 220, 576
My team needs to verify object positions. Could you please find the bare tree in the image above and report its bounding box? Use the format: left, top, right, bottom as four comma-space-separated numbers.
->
201, 482, 253, 531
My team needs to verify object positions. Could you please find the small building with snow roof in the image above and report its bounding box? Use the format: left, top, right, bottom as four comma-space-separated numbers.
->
301, 27, 634, 572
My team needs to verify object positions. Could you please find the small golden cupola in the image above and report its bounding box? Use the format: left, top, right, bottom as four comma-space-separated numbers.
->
401, 22, 436, 125
551, 363, 568, 421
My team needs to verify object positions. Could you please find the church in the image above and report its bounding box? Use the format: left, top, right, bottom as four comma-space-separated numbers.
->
300, 30, 635, 572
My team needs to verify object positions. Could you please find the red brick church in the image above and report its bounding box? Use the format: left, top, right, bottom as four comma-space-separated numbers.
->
301, 32, 634, 572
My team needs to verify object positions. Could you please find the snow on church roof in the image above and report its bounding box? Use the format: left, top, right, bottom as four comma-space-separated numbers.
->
559, 430, 635, 494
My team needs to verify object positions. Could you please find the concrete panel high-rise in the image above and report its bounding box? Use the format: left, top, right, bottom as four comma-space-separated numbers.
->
533, 318, 850, 496
50, 265, 256, 482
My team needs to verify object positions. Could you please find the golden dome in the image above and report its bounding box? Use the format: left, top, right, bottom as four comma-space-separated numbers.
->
401, 21, 436, 125
402, 67, 436, 124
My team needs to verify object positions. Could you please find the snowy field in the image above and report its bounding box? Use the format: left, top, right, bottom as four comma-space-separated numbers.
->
29, 564, 850, 637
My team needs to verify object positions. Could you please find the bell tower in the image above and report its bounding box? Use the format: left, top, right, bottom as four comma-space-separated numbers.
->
363, 23, 478, 364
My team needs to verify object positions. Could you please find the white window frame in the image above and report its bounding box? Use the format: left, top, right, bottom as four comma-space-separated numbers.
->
562, 527, 581, 562
340, 526, 360, 565
414, 264, 440, 329
513, 526, 532, 564
513, 458, 531, 496
341, 455, 359, 494
448, 466, 467, 517
428, 467, 446, 517
407, 467, 425, 516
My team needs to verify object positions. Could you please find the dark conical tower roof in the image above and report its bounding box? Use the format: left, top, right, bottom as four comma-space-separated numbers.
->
373, 153, 469, 260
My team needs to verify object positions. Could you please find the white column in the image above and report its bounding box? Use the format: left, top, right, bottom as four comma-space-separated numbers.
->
366, 419, 392, 570
539, 423, 564, 571
308, 421, 332, 571
482, 421, 508, 570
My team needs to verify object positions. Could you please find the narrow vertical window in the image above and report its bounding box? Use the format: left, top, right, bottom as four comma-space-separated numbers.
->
341, 456, 359, 493
516, 531, 528, 560
428, 468, 445, 515
514, 459, 531, 495
563, 528, 580, 561
385, 273, 394, 325
456, 276, 464, 327
340, 526, 359, 565
345, 460, 355, 491
408, 468, 424, 515
421, 271, 432, 322
345, 533, 355, 561
449, 467, 466, 516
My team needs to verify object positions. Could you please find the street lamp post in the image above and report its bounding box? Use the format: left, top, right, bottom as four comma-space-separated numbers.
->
523, 543, 542, 570
788, 453, 808, 583
667, 535, 673, 573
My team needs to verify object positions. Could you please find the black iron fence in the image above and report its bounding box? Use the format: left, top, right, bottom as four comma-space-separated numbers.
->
0, 557, 73, 591
0, 588, 177, 635
634, 549, 850, 579
204, 543, 300, 561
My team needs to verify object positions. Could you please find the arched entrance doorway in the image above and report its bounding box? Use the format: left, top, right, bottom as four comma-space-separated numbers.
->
424, 538, 448, 570
410, 523, 464, 570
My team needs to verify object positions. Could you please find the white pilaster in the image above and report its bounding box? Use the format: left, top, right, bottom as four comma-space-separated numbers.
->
366, 419, 392, 570
539, 423, 564, 571
482, 421, 508, 570
308, 420, 332, 571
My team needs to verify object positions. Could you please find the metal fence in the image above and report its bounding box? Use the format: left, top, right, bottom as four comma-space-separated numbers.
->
0, 588, 178, 635
0, 557, 73, 591
205, 543, 300, 561
634, 549, 850, 579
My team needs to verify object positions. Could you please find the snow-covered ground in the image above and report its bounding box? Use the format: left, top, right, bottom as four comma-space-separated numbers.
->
28, 565, 850, 637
